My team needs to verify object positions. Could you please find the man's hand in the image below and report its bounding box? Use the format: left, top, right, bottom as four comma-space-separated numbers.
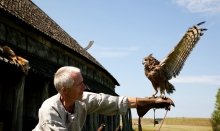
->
136, 97, 175, 117
154, 97, 175, 110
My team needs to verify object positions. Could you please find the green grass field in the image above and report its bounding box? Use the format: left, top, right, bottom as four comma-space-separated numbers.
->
132, 118, 213, 131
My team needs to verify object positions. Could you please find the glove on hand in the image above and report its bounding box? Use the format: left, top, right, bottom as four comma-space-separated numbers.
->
136, 97, 175, 117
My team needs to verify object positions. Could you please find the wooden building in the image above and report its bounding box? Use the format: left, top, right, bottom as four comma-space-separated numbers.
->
0, 0, 132, 131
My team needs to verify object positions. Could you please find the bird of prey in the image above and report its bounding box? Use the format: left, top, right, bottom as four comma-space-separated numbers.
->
142, 21, 207, 97
0, 45, 29, 73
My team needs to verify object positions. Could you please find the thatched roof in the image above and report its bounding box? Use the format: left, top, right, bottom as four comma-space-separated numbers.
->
0, 0, 101, 66
0, 0, 119, 85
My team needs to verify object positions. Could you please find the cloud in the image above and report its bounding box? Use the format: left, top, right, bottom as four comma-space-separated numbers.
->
89, 45, 139, 58
170, 75, 220, 85
174, 0, 220, 14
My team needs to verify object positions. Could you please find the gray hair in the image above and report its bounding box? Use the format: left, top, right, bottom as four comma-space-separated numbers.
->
54, 66, 81, 91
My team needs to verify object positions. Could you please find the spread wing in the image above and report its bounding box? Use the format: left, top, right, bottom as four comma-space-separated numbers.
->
159, 21, 207, 80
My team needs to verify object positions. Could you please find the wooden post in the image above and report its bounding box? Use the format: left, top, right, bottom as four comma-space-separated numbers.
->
12, 75, 26, 131
129, 109, 133, 130
41, 80, 49, 102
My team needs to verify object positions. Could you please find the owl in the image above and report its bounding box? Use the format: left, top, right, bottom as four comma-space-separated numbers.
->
142, 21, 207, 97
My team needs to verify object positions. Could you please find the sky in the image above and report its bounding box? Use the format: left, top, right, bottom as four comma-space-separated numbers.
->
31, 0, 220, 118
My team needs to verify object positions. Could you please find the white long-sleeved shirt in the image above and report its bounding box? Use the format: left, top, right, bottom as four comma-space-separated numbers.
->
33, 92, 128, 131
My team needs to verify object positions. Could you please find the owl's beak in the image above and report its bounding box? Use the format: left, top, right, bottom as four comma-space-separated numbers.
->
142, 59, 146, 65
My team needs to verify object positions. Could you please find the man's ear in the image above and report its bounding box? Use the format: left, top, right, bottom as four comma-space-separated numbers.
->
59, 87, 66, 94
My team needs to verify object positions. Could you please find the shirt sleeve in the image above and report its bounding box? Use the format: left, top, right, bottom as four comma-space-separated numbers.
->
82, 92, 129, 115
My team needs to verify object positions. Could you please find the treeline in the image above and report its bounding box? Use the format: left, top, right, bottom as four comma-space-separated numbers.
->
211, 88, 220, 131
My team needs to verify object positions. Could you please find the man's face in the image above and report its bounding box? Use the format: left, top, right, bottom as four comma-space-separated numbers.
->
68, 73, 85, 101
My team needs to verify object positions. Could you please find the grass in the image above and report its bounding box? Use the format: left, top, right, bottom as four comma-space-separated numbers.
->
132, 117, 213, 131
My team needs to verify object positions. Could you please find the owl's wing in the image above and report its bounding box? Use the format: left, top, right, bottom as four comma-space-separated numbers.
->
159, 21, 207, 80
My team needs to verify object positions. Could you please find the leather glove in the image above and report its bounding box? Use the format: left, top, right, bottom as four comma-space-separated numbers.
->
136, 97, 175, 117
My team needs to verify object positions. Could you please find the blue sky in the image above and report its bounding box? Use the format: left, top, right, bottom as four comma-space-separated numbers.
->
32, 0, 220, 118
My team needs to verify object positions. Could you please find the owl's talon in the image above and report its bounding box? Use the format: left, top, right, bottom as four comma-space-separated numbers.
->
152, 95, 156, 98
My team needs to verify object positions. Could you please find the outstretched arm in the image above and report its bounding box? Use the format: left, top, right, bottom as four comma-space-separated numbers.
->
127, 97, 137, 108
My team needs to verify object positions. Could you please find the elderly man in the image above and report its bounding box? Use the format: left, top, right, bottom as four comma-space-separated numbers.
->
33, 66, 174, 131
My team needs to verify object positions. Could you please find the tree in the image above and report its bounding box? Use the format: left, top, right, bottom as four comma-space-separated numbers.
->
211, 88, 220, 131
